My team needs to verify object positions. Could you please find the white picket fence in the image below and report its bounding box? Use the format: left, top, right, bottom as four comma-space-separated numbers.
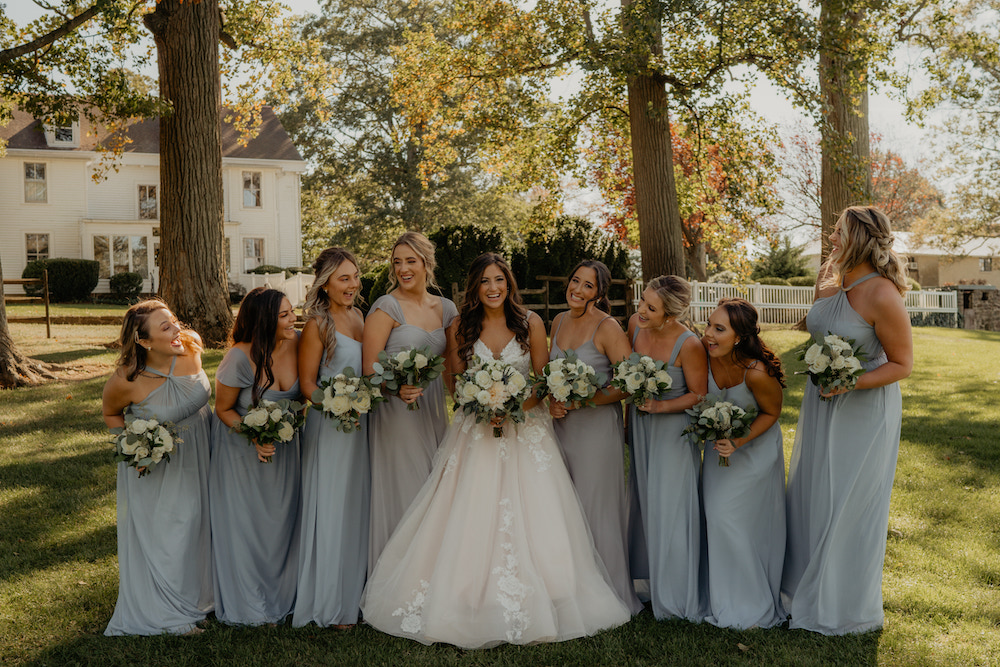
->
233, 271, 312, 307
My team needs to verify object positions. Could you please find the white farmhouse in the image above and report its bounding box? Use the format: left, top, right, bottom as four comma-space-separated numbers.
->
1, 106, 305, 296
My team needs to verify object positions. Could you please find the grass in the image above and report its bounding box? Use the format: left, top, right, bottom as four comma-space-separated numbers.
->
1, 324, 998, 666
4, 302, 130, 319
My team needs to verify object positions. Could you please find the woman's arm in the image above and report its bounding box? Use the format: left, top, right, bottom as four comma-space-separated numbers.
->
714, 367, 783, 459
522, 312, 548, 411
445, 319, 465, 398
592, 317, 631, 405
101, 371, 132, 429
639, 335, 708, 414
297, 319, 324, 401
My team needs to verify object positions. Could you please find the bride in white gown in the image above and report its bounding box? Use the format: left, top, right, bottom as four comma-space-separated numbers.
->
360, 253, 632, 649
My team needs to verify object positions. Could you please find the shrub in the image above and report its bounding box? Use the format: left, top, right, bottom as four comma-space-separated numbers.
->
751, 237, 812, 280
429, 224, 508, 302
286, 266, 315, 276
756, 276, 792, 286
109, 272, 144, 303
708, 270, 739, 284
228, 280, 247, 304
22, 258, 99, 302
361, 264, 392, 313
788, 275, 817, 287
248, 264, 284, 276
908, 277, 921, 291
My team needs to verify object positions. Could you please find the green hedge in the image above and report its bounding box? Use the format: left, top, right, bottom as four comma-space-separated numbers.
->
755, 276, 791, 286
109, 272, 144, 303
428, 225, 507, 300
787, 275, 816, 287
22, 259, 99, 302
360, 264, 392, 313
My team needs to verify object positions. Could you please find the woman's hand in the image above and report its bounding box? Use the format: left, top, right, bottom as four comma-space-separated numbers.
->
714, 437, 739, 460
398, 384, 424, 405
819, 384, 851, 399
637, 398, 665, 414
548, 399, 574, 419
254, 441, 276, 463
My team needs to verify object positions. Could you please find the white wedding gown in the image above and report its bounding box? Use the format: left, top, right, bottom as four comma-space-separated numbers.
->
360, 338, 632, 648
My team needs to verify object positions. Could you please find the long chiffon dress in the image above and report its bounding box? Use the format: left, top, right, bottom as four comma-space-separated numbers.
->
549, 316, 642, 614
366, 293, 458, 575
293, 331, 370, 627
627, 329, 708, 621
105, 357, 214, 636
360, 338, 631, 648
701, 365, 786, 629
781, 272, 903, 635
210, 348, 302, 625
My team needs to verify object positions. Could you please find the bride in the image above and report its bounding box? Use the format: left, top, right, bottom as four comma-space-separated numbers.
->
360, 252, 631, 648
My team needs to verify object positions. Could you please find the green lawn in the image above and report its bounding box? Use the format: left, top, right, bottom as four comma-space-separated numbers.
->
4, 302, 129, 319
1, 325, 997, 666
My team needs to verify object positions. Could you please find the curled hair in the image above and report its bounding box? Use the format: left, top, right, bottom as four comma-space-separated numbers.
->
387, 231, 439, 292
568, 259, 612, 315
716, 297, 785, 388
645, 275, 691, 319
302, 247, 360, 363
456, 253, 530, 362
826, 205, 908, 295
230, 287, 288, 406
116, 298, 200, 382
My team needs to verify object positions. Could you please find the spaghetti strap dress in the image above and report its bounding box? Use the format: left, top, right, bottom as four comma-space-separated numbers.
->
549, 316, 642, 614
293, 331, 370, 627
105, 357, 214, 636
626, 329, 708, 621
781, 272, 903, 634
367, 293, 458, 575
210, 347, 302, 625
702, 365, 786, 629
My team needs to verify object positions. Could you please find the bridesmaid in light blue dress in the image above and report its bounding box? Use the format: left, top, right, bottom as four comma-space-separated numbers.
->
102, 299, 213, 635
363, 232, 458, 573
548, 260, 642, 614
782, 206, 913, 635
700, 298, 786, 629
211, 287, 302, 625
625, 275, 709, 622
293, 248, 370, 629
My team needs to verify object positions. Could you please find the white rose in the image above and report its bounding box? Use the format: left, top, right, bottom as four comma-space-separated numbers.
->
269, 408, 283, 423
509, 373, 526, 392
129, 419, 149, 434
701, 406, 719, 422
625, 372, 643, 392
553, 386, 572, 402
573, 379, 590, 396
413, 354, 428, 369
135, 445, 150, 459
491, 367, 503, 381
150, 447, 165, 463
476, 389, 492, 406
548, 370, 565, 387
276, 422, 295, 442
243, 409, 268, 428
121, 439, 140, 455
475, 369, 492, 388
642, 356, 656, 372
322, 394, 338, 412
160, 436, 175, 454
654, 369, 672, 386
157, 426, 172, 446
370, 385, 382, 399
549, 358, 564, 371
395, 350, 411, 365
462, 382, 480, 400
330, 394, 352, 416
830, 354, 848, 370
645, 377, 658, 392
333, 380, 350, 394
351, 393, 372, 413
844, 356, 862, 373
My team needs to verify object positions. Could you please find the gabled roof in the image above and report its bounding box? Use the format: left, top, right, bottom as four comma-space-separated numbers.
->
803, 231, 1000, 258
1, 105, 303, 162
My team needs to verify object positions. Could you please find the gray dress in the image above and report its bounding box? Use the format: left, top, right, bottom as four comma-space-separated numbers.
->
210, 348, 302, 625
550, 316, 642, 614
702, 366, 786, 629
104, 358, 214, 636
627, 329, 708, 621
367, 293, 458, 575
782, 272, 903, 634
293, 331, 370, 627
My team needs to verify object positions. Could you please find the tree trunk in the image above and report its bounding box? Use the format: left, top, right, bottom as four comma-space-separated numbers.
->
685, 241, 708, 282
0, 256, 55, 388
144, 0, 233, 346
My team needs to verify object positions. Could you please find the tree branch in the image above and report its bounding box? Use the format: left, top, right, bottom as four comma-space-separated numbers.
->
0, 3, 102, 64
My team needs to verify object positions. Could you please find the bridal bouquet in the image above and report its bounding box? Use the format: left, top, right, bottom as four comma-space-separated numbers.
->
799, 332, 867, 401
611, 353, 673, 408
683, 394, 758, 467
534, 350, 606, 408
235, 398, 307, 462
454, 355, 532, 437
311, 368, 386, 433
371, 346, 447, 411
111, 413, 180, 478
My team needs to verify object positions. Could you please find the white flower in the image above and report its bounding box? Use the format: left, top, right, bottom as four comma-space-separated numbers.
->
322, 394, 338, 412
475, 369, 492, 387
150, 447, 165, 463
476, 389, 492, 406
413, 353, 428, 369
333, 380, 350, 394
351, 393, 372, 413
129, 419, 149, 435
645, 377, 658, 392
157, 426, 172, 447
461, 381, 480, 400
844, 356, 862, 373
269, 408, 282, 423
276, 422, 295, 442
625, 372, 643, 392
509, 373, 526, 393
831, 354, 848, 370
548, 358, 565, 372
243, 409, 268, 428
370, 385, 382, 399
160, 437, 175, 454
491, 367, 503, 381
654, 369, 672, 385
701, 406, 720, 422
804, 344, 831, 374
122, 439, 141, 455
642, 356, 656, 372
547, 370, 565, 386
135, 445, 150, 459
395, 350, 411, 365
573, 379, 590, 396
824, 334, 852, 354
330, 394, 352, 416
552, 386, 571, 402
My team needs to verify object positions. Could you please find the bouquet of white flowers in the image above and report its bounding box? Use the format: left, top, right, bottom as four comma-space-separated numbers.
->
111, 413, 180, 478
534, 349, 606, 408
235, 398, 307, 462
798, 332, 868, 401
370, 346, 447, 411
683, 394, 758, 467
454, 355, 532, 437
611, 353, 673, 408
311, 367, 386, 433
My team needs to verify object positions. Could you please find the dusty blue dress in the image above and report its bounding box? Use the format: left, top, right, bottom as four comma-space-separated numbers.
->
550, 316, 642, 614
627, 329, 708, 621
293, 331, 370, 627
105, 357, 214, 636
367, 294, 458, 575
210, 348, 302, 625
782, 272, 903, 634
702, 365, 786, 629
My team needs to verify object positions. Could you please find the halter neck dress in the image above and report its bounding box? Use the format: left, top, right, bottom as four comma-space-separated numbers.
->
104, 357, 214, 636
781, 272, 903, 634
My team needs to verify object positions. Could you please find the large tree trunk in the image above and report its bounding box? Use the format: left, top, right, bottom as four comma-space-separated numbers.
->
144, 0, 233, 346
0, 256, 54, 388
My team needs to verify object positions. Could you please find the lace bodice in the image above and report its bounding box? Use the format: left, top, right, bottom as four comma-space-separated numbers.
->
472, 337, 531, 377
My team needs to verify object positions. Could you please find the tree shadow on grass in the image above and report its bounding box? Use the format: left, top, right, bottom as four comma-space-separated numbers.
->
32, 348, 116, 365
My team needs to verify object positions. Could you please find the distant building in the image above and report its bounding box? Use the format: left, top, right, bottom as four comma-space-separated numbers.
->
1, 106, 305, 295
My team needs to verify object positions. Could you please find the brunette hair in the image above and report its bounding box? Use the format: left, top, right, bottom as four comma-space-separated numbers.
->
567, 259, 612, 315
387, 231, 439, 291
116, 298, 200, 381
716, 297, 785, 387
230, 287, 289, 406
826, 205, 908, 295
302, 247, 360, 362
456, 253, 530, 362
645, 275, 691, 319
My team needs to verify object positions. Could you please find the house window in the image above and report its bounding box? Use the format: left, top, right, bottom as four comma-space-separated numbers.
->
981, 258, 994, 272
24, 163, 47, 203
26, 233, 49, 263
138, 185, 158, 220
242, 171, 262, 208
243, 237, 264, 272
94, 235, 149, 279
54, 126, 74, 142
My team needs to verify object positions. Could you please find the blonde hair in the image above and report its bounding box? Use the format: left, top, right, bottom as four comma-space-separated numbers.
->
387, 231, 439, 291
827, 206, 908, 295
303, 247, 360, 362
646, 274, 691, 319
116, 298, 201, 381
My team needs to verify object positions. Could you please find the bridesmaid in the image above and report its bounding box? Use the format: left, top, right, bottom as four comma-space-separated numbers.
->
211, 287, 302, 625
700, 298, 786, 629
363, 231, 458, 573
548, 259, 642, 614
293, 247, 369, 629
102, 299, 213, 635
626, 275, 708, 621
782, 206, 912, 634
